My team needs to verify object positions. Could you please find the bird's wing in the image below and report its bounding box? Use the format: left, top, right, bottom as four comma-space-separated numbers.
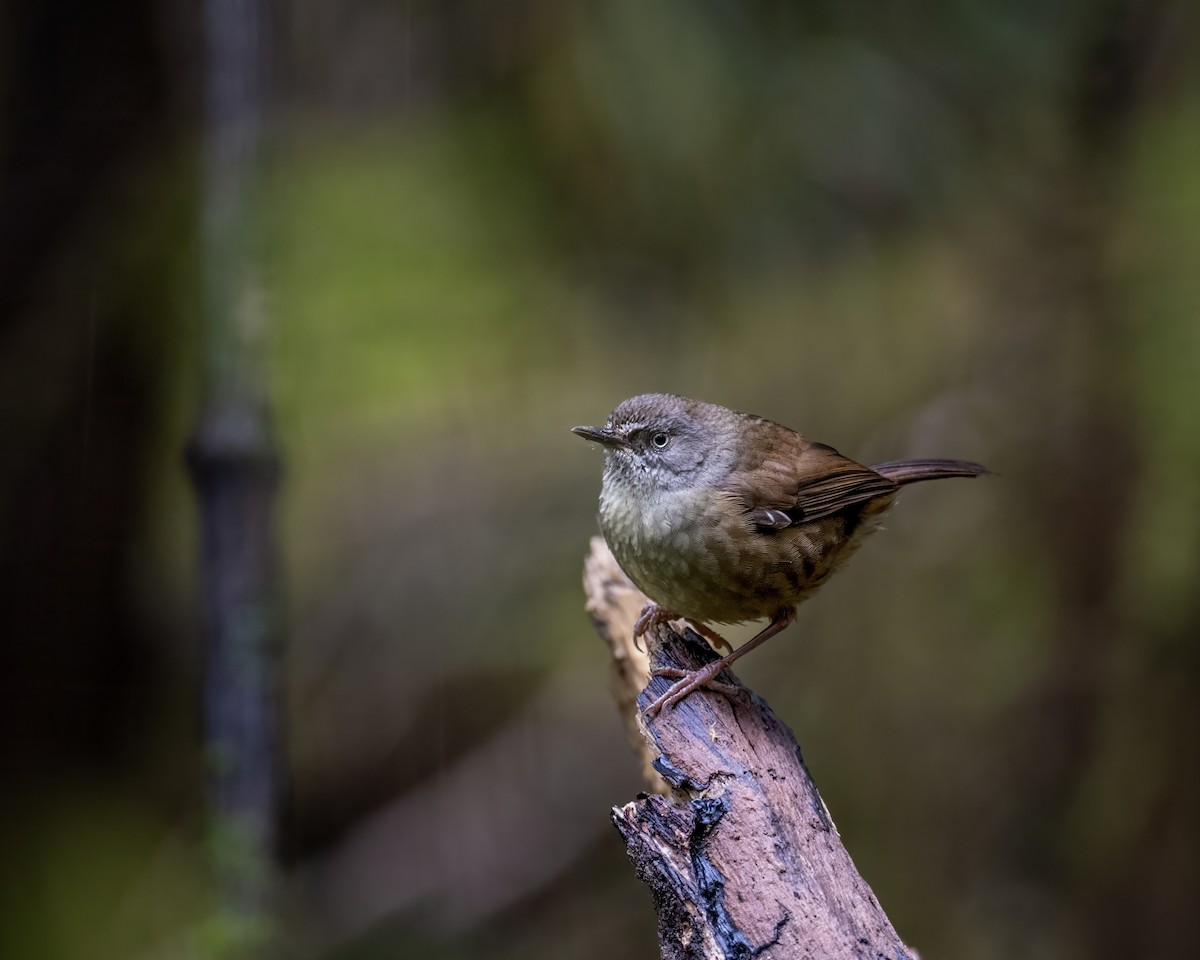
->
728, 426, 897, 528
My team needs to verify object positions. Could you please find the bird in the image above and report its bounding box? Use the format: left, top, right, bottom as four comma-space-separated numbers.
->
572, 393, 987, 716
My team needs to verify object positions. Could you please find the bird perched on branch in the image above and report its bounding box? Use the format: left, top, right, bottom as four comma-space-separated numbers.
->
573, 393, 986, 716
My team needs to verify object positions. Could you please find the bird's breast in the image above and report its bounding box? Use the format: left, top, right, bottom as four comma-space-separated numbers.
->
599, 482, 777, 623
598, 480, 892, 625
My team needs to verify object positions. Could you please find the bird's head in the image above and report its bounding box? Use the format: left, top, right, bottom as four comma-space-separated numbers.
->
572, 393, 738, 495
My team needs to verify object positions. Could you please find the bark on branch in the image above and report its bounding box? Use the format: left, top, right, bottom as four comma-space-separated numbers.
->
584, 537, 915, 960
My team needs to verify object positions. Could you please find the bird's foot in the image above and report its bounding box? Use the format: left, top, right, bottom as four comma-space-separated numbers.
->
642, 608, 796, 717
634, 605, 733, 656
633, 603, 681, 653
643, 660, 740, 717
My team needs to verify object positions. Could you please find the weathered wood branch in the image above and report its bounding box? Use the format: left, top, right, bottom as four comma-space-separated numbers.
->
584, 537, 915, 960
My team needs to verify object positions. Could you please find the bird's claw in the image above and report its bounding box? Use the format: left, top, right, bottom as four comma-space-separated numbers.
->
633, 603, 675, 653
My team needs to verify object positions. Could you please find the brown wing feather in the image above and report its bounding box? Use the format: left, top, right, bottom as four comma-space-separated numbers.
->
727, 420, 897, 528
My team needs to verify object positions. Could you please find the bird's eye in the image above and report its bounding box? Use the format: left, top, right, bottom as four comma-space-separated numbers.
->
651, 432, 670, 449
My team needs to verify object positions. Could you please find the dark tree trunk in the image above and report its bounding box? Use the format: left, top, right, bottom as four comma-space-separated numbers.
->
188, 0, 281, 952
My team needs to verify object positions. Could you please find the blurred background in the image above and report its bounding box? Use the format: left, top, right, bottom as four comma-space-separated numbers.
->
2, 1, 1198, 958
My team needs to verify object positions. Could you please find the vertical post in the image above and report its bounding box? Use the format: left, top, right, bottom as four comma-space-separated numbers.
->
186, 0, 280, 954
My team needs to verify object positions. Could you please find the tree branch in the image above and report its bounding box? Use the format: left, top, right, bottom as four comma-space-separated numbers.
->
584, 537, 915, 960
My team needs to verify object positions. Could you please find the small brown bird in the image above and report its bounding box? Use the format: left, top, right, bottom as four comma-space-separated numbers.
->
573, 393, 986, 716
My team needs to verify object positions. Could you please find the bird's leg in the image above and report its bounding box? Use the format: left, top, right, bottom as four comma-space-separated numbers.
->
643, 608, 796, 717
634, 604, 734, 655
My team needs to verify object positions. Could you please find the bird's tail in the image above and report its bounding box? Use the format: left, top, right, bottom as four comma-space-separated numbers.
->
871, 458, 989, 486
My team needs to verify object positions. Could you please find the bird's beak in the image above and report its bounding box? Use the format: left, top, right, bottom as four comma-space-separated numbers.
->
571, 425, 625, 447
